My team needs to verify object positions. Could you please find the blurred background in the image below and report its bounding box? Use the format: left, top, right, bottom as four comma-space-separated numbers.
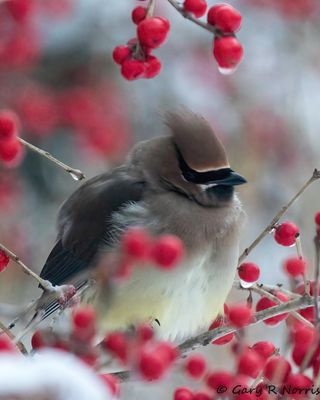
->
0, 0, 320, 398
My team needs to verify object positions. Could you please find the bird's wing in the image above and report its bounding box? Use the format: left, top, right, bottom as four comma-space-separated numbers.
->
40, 170, 145, 286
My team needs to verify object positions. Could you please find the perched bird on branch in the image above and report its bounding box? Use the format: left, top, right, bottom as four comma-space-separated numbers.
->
38, 110, 246, 341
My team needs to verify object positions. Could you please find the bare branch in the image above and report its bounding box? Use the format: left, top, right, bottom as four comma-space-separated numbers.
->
18, 137, 85, 181
146, 0, 156, 17
0, 242, 54, 292
239, 169, 320, 264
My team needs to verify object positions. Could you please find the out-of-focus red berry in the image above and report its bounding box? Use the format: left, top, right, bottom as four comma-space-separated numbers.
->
194, 392, 211, 400
121, 227, 152, 260
132, 6, 147, 24
5, 0, 34, 23
112, 46, 131, 65
207, 4, 242, 32
72, 306, 96, 341
315, 212, 320, 226
103, 332, 128, 363
238, 349, 264, 378
155, 341, 179, 364
137, 17, 170, 49
251, 341, 276, 360
99, 373, 120, 397
228, 304, 253, 328
174, 387, 194, 400
212, 332, 234, 345
137, 323, 154, 342
151, 235, 184, 270
213, 37, 243, 69
264, 356, 291, 384
183, 0, 207, 18
292, 326, 316, 346
31, 330, 45, 350
185, 354, 206, 379
0, 250, 10, 272
274, 221, 299, 246
206, 370, 233, 391
283, 257, 306, 277
0, 110, 19, 141
0, 139, 23, 165
238, 262, 260, 283
138, 347, 168, 380
285, 374, 313, 399
144, 55, 162, 79
0, 335, 16, 352
121, 59, 145, 81
256, 291, 289, 326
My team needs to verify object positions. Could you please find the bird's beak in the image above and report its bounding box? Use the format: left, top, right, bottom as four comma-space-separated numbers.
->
215, 171, 247, 186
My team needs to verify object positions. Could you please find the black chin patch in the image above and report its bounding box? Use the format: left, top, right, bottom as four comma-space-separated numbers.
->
175, 145, 232, 184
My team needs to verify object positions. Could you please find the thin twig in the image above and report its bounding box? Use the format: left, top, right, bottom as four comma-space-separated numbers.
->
239, 169, 320, 264
113, 294, 314, 382
0, 320, 28, 355
18, 137, 85, 181
314, 235, 320, 327
166, 0, 219, 35
146, 0, 156, 17
0, 242, 54, 292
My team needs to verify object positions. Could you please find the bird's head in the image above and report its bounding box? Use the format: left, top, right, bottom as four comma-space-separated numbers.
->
129, 110, 246, 207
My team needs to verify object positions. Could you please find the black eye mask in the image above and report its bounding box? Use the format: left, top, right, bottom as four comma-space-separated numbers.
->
175, 146, 247, 186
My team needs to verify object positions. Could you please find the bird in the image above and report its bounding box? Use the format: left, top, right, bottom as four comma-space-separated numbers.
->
38, 110, 246, 341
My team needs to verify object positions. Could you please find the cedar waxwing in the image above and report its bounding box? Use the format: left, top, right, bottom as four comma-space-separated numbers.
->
38, 110, 246, 341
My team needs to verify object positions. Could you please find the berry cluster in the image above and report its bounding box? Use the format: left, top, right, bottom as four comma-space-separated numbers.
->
0, 110, 23, 167
113, 1, 243, 80
113, 7, 170, 80
112, 227, 184, 280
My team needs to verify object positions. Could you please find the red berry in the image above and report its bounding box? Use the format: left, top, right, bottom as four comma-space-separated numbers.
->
207, 3, 228, 24
121, 59, 145, 81
99, 374, 120, 397
0, 139, 23, 164
285, 374, 313, 399
121, 227, 152, 259
0, 335, 16, 352
206, 370, 232, 391
0, 250, 9, 272
138, 348, 167, 380
0, 110, 19, 141
194, 392, 211, 400
213, 37, 243, 69
238, 262, 260, 283
207, 4, 242, 33
211, 332, 234, 345
293, 326, 316, 346
112, 45, 131, 65
251, 341, 276, 360
174, 387, 194, 400
5, 0, 34, 22
103, 332, 128, 363
283, 257, 306, 277
264, 356, 291, 384
72, 306, 96, 341
144, 56, 162, 79
274, 221, 299, 246
185, 354, 206, 379
132, 6, 147, 24
315, 212, 320, 226
256, 291, 289, 326
151, 235, 184, 269
155, 341, 179, 364
137, 323, 154, 342
31, 331, 45, 350
137, 17, 170, 49
183, 0, 207, 18
228, 304, 253, 327
238, 349, 264, 378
